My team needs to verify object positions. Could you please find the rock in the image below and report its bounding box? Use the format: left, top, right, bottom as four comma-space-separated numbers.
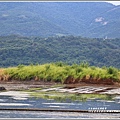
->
0, 87, 6, 91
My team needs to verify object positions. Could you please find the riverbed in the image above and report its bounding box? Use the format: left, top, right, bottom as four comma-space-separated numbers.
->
0, 81, 120, 118
0, 90, 120, 118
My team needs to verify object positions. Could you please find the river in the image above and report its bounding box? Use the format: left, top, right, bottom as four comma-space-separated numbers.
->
0, 91, 120, 118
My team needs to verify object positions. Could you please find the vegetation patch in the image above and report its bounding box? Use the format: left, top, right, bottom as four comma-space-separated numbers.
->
1, 62, 119, 85
24, 87, 114, 102
0, 35, 120, 68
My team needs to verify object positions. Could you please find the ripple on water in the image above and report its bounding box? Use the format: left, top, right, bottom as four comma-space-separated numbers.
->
0, 103, 31, 106
0, 111, 119, 118
12, 97, 28, 100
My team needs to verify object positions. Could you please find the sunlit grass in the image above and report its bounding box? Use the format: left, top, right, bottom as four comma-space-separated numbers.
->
1, 62, 120, 83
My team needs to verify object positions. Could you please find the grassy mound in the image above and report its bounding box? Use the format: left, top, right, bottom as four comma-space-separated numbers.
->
0, 62, 120, 84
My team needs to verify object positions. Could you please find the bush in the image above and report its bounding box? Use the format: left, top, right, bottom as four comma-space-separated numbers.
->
3, 62, 120, 83
107, 66, 118, 75
107, 66, 119, 80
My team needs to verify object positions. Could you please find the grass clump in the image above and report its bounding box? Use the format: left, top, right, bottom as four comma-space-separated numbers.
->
2, 62, 120, 83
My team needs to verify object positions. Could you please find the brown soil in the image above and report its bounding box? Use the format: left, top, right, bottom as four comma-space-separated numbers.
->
0, 80, 119, 91
64, 76, 116, 85
64, 82, 120, 89
0, 80, 57, 91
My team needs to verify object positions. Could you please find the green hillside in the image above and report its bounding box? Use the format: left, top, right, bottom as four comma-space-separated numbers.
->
0, 2, 120, 38
0, 35, 120, 68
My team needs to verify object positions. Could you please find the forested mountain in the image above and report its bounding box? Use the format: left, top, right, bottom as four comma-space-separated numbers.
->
0, 2, 120, 38
0, 2, 120, 68
0, 35, 120, 68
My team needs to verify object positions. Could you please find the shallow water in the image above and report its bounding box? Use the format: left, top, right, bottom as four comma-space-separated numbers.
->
0, 95, 120, 110
0, 91, 120, 118
0, 111, 120, 118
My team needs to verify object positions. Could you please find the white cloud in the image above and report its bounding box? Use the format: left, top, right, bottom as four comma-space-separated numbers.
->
106, 1, 120, 6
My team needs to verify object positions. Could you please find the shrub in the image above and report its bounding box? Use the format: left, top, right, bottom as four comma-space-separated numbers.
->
3, 62, 120, 83
80, 61, 89, 68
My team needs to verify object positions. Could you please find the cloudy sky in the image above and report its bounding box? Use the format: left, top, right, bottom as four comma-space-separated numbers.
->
106, 1, 120, 5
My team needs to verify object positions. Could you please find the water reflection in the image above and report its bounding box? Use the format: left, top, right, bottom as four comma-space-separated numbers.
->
0, 93, 119, 110
0, 91, 120, 118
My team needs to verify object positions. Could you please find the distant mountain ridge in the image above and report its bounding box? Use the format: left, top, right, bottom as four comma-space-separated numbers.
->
0, 2, 120, 38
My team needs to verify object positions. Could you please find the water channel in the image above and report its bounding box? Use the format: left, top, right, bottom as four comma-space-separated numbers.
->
0, 90, 120, 118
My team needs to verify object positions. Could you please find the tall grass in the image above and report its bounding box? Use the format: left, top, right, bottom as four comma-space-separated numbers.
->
2, 62, 120, 83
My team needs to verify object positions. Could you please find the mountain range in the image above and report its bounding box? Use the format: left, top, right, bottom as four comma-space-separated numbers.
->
0, 2, 120, 38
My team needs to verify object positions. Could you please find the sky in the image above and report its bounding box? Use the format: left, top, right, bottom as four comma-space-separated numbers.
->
106, 1, 120, 6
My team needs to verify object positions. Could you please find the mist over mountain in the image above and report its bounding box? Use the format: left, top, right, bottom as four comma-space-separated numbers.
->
0, 2, 120, 38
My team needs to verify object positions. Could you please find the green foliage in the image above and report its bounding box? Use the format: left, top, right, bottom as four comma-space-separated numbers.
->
55, 61, 67, 67
4, 62, 120, 83
107, 66, 118, 75
107, 66, 119, 80
17, 64, 25, 69
80, 61, 90, 68
0, 35, 120, 68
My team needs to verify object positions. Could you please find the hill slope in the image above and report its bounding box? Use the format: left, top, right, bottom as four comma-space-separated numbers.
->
0, 2, 120, 38
0, 35, 120, 68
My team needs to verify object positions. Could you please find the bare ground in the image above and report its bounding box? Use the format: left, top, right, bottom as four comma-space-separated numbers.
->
0, 80, 119, 91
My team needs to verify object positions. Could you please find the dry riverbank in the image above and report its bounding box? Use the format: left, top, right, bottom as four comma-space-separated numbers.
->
0, 80, 120, 94
0, 80, 56, 91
